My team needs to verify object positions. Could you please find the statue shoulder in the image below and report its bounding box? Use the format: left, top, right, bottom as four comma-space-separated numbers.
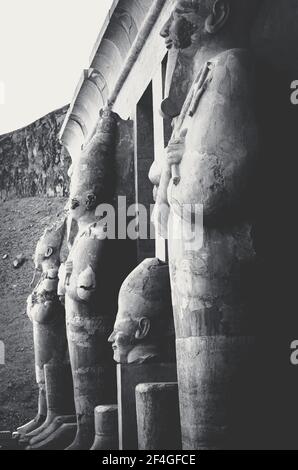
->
210, 48, 256, 98
184, 48, 255, 121
214, 48, 254, 71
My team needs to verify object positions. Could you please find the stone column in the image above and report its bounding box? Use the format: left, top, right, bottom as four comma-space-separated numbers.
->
136, 382, 181, 450
90, 405, 118, 450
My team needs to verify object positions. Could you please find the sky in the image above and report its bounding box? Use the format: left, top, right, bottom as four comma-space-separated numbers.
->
0, 0, 114, 135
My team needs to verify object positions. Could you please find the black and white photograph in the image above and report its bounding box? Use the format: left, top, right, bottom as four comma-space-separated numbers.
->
0, 0, 298, 456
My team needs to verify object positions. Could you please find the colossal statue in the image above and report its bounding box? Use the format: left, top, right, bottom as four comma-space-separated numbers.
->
62, 109, 118, 450
156, 0, 262, 449
109, 257, 176, 450
17, 220, 73, 442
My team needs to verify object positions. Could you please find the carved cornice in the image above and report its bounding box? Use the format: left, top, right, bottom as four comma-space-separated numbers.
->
59, 0, 166, 158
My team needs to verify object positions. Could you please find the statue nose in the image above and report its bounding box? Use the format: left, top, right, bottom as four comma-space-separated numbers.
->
108, 331, 116, 343
160, 17, 171, 38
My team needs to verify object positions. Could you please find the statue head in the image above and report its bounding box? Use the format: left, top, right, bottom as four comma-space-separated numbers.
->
33, 219, 66, 275
108, 258, 175, 364
160, 0, 263, 54
69, 189, 99, 221
69, 109, 117, 223
28, 219, 66, 323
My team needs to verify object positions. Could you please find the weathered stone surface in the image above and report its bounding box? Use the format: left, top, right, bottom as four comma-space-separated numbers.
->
27, 423, 77, 451
176, 336, 256, 449
0, 106, 69, 199
16, 219, 70, 441
0, 197, 67, 433
65, 297, 117, 450
90, 405, 118, 450
136, 382, 181, 450
157, 0, 261, 450
117, 363, 177, 450
109, 258, 175, 365
19, 363, 75, 446
114, 117, 135, 208
64, 110, 119, 450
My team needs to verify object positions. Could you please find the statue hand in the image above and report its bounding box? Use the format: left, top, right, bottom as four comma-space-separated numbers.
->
166, 128, 187, 166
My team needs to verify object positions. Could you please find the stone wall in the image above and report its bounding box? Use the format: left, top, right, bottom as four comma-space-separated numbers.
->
0, 106, 70, 200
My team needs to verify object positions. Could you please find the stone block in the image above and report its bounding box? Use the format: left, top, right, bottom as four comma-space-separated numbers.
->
136, 382, 181, 450
117, 362, 177, 450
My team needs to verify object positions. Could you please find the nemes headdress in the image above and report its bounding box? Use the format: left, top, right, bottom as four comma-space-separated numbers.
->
70, 109, 117, 199
120, 258, 173, 321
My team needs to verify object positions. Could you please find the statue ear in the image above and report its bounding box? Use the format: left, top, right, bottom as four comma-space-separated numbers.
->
44, 247, 54, 259
135, 318, 151, 340
205, 0, 230, 34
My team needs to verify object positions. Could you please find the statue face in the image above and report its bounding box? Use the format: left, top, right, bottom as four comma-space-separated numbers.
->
109, 259, 174, 364
108, 294, 150, 364
34, 239, 59, 273
32, 222, 65, 288
108, 316, 138, 364
69, 190, 97, 220
160, 0, 208, 52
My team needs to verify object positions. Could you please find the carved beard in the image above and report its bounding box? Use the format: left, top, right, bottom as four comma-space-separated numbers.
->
171, 16, 197, 49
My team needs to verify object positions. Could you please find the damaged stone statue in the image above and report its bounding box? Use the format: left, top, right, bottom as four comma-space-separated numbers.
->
109, 257, 177, 450
108, 257, 175, 365
156, 0, 262, 449
61, 109, 118, 450
16, 220, 75, 448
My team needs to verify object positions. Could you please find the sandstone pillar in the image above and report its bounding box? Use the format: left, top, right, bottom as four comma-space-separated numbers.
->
90, 405, 118, 450
136, 382, 181, 450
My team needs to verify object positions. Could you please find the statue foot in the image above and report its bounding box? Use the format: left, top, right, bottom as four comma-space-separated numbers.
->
26, 423, 77, 450
18, 412, 59, 442
65, 429, 94, 450
16, 414, 46, 438
28, 415, 76, 446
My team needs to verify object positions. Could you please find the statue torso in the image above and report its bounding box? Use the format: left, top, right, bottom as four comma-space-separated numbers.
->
168, 49, 258, 225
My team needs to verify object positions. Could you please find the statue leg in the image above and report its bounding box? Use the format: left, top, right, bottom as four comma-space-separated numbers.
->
16, 379, 47, 436
19, 318, 68, 442
169, 215, 257, 449
26, 363, 75, 446
65, 297, 116, 450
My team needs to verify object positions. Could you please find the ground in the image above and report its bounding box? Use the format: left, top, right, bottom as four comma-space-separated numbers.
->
0, 196, 67, 431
